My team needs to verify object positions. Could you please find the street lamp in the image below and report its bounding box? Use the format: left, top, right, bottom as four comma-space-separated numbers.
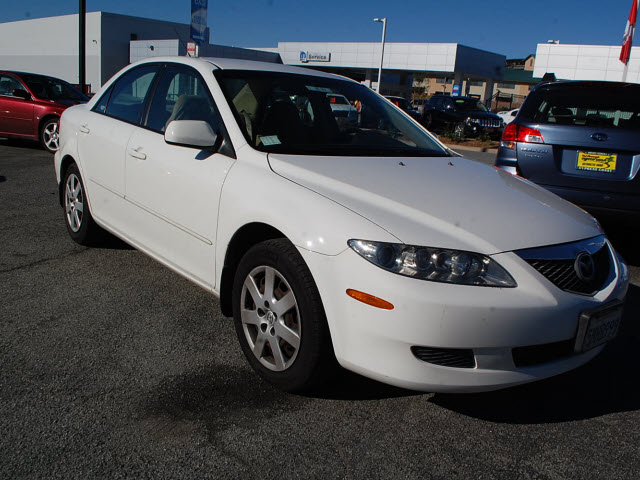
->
373, 17, 387, 93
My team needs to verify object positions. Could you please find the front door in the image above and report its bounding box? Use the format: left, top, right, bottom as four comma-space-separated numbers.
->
0, 73, 34, 137
124, 65, 235, 287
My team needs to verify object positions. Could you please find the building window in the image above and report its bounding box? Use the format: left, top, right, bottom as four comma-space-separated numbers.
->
436, 77, 452, 84
468, 80, 484, 87
498, 82, 516, 89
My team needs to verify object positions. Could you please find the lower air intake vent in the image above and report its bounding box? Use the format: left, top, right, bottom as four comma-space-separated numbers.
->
411, 346, 476, 368
512, 340, 574, 367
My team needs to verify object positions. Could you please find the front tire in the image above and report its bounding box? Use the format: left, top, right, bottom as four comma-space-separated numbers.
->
62, 163, 103, 245
232, 239, 336, 392
41, 118, 60, 153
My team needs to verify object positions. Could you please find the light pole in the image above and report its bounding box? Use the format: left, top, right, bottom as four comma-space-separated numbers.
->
373, 17, 387, 93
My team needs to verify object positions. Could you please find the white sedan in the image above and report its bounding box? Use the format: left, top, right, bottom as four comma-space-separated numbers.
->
54, 57, 628, 393
497, 108, 519, 124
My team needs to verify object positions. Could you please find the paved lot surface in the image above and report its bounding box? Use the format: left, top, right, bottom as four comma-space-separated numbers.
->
1, 141, 639, 479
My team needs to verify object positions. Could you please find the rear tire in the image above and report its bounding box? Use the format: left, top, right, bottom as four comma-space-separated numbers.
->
62, 163, 103, 246
453, 121, 466, 138
232, 239, 336, 392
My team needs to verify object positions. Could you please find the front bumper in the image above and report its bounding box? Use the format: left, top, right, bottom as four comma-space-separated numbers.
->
298, 242, 628, 393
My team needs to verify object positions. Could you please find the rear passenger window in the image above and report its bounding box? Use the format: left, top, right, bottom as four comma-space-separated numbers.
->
104, 66, 158, 124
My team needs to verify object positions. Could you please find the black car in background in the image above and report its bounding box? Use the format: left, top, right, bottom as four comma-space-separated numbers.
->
496, 81, 640, 220
385, 96, 421, 120
421, 95, 504, 138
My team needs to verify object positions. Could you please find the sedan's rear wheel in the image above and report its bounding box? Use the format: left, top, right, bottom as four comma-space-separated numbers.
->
232, 239, 336, 392
62, 164, 103, 245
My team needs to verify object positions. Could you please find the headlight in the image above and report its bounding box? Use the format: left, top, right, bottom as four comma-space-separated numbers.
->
348, 240, 517, 287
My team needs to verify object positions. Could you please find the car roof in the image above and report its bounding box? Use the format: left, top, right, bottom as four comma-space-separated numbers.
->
132, 56, 359, 83
534, 80, 640, 91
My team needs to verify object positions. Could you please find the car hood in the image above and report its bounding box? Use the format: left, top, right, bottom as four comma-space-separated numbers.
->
267, 154, 601, 254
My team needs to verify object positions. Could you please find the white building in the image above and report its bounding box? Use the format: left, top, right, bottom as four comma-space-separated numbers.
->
255, 42, 506, 100
534, 43, 640, 82
0, 12, 200, 93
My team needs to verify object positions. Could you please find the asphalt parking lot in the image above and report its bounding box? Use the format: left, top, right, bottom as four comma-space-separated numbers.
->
1, 141, 639, 479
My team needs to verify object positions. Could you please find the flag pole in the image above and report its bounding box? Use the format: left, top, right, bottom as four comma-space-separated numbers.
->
622, 0, 639, 82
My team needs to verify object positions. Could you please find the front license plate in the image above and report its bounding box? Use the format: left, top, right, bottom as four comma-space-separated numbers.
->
576, 151, 617, 173
574, 301, 624, 353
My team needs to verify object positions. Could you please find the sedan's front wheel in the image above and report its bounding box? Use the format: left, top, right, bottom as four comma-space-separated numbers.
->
232, 239, 336, 392
41, 118, 60, 153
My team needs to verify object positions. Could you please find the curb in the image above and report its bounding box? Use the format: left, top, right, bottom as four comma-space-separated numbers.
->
442, 143, 498, 154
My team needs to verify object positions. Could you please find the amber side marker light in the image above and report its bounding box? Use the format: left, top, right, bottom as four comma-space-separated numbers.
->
346, 289, 394, 310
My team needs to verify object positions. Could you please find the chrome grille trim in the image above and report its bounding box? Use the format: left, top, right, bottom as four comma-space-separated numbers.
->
515, 235, 613, 296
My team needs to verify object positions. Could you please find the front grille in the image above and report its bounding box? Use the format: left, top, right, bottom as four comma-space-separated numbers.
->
512, 340, 574, 367
411, 346, 476, 368
471, 118, 502, 128
516, 236, 612, 296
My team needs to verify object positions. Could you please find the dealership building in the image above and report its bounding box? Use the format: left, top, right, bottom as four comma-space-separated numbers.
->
2, 12, 640, 100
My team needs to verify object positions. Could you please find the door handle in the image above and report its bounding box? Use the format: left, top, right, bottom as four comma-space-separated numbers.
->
128, 147, 147, 160
79, 124, 90, 134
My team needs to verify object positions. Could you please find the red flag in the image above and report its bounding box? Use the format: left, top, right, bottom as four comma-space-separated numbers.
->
620, 0, 639, 64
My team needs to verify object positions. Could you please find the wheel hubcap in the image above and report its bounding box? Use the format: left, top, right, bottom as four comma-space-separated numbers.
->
240, 266, 301, 371
64, 173, 84, 232
44, 122, 59, 151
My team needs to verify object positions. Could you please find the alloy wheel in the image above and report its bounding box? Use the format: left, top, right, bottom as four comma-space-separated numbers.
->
65, 173, 84, 232
240, 265, 301, 371
43, 121, 60, 151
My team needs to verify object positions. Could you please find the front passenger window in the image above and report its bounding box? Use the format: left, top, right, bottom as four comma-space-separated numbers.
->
145, 68, 220, 133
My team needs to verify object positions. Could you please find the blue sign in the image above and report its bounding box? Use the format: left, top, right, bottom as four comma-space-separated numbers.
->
452, 84, 461, 97
191, 0, 208, 46
300, 51, 307, 63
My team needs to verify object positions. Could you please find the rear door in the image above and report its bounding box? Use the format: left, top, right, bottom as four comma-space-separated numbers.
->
77, 64, 160, 223
516, 83, 640, 195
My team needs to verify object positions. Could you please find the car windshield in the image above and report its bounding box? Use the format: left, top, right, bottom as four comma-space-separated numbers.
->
453, 98, 488, 112
519, 83, 640, 129
21, 74, 87, 102
214, 70, 449, 157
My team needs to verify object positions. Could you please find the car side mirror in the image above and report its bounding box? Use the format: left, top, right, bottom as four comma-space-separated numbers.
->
12, 89, 31, 100
164, 120, 218, 149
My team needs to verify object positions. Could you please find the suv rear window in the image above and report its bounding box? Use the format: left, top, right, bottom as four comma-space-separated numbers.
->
519, 82, 640, 130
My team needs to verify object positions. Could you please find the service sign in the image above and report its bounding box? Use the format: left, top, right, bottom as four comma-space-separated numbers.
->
191, 0, 208, 46
300, 51, 331, 63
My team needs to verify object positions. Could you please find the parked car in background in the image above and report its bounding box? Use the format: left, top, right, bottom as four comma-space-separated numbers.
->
385, 95, 421, 120
422, 95, 504, 138
412, 98, 428, 115
55, 57, 627, 394
497, 108, 519, 124
496, 81, 640, 220
327, 93, 358, 123
0, 71, 88, 152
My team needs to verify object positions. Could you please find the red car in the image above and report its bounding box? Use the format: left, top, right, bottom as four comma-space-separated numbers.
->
0, 71, 88, 152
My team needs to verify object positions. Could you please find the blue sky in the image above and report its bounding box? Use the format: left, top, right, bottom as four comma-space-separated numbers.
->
0, 0, 635, 58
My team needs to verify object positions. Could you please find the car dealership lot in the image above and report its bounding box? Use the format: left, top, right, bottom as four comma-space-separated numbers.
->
1, 142, 639, 479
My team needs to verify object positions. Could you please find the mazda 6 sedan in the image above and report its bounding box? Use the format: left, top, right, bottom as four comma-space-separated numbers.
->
54, 57, 629, 393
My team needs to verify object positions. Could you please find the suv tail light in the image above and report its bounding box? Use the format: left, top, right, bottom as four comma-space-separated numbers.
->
501, 124, 544, 147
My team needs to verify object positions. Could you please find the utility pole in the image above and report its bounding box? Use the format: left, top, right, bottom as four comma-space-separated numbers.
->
79, 0, 86, 94
373, 18, 387, 93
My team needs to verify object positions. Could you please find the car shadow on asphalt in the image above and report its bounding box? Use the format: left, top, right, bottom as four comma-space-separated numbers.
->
430, 284, 640, 424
